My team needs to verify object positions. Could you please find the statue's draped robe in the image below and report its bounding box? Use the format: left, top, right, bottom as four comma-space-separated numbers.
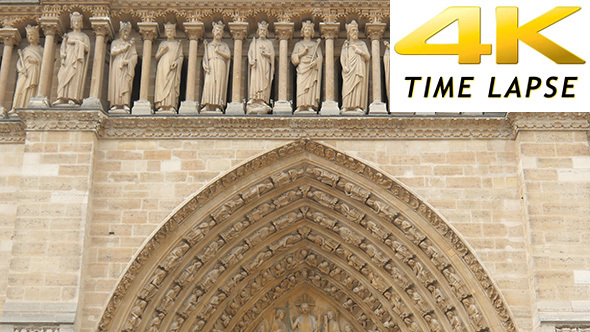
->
13, 44, 43, 108
293, 314, 318, 332
248, 37, 275, 103
340, 39, 369, 111
154, 40, 183, 110
56, 31, 90, 103
328, 321, 341, 332
108, 38, 138, 108
201, 40, 230, 108
271, 319, 287, 332
292, 39, 322, 109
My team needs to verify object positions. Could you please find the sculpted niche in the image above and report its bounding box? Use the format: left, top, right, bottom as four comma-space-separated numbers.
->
108, 21, 138, 113
201, 21, 231, 114
11, 25, 43, 112
154, 23, 183, 113
54, 11, 90, 106
340, 20, 369, 114
247, 21, 275, 114
291, 21, 322, 114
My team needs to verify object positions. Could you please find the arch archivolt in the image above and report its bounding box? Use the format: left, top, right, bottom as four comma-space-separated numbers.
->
98, 140, 517, 332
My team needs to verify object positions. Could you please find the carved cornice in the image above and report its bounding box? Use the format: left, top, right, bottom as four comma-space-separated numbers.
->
100, 116, 514, 139
16, 110, 107, 133
556, 326, 590, 332
228, 21, 248, 40
320, 22, 340, 40
0, 121, 25, 143
508, 112, 590, 132
183, 21, 204, 40
274, 22, 294, 40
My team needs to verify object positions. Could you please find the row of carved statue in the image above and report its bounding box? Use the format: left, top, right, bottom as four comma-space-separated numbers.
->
5, 11, 390, 118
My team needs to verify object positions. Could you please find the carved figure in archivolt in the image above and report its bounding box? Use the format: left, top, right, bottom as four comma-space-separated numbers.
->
271, 308, 287, 332
247, 21, 275, 114
383, 40, 390, 104
11, 25, 43, 111
292, 302, 318, 332
324, 310, 341, 332
154, 23, 183, 113
55, 12, 90, 105
291, 20, 322, 114
340, 20, 369, 114
108, 21, 138, 113
201, 21, 231, 114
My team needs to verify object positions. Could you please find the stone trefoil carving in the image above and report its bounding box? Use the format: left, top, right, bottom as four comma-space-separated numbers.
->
292, 20, 322, 114
108, 21, 138, 113
340, 20, 369, 115
247, 21, 275, 114
154, 22, 183, 113
54, 11, 90, 106
11, 25, 43, 113
201, 21, 231, 114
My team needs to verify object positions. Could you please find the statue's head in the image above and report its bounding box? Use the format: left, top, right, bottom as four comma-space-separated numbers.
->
164, 22, 176, 39
212, 21, 224, 40
300, 302, 310, 314
70, 11, 83, 30
346, 20, 359, 40
25, 25, 40, 44
275, 308, 285, 319
119, 21, 132, 40
301, 20, 314, 38
257, 21, 269, 38
327, 310, 335, 320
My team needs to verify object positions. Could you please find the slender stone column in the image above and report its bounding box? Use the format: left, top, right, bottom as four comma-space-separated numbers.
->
366, 22, 387, 114
132, 22, 158, 115
319, 22, 339, 115
273, 22, 294, 115
226, 21, 248, 115
30, 17, 61, 108
0, 28, 20, 118
83, 17, 113, 109
179, 21, 204, 115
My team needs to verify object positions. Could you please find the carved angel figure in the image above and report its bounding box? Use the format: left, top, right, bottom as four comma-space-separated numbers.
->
247, 21, 275, 114
340, 20, 369, 114
291, 20, 322, 114
11, 25, 43, 112
201, 21, 231, 114
55, 12, 90, 105
154, 23, 183, 113
108, 21, 137, 112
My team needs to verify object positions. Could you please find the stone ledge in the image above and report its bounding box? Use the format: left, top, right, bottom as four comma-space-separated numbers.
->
0, 302, 77, 324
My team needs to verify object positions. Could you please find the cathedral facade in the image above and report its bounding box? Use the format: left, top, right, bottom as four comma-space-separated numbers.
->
0, 1, 589, 332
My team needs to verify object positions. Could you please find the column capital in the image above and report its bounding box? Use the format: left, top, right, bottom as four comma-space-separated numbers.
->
274, 22, 294, 40
183, 21, 204, 40
137, 21, 159, 41
39, 16, 63, 37
319, 22, 340, 40
90, 17, 114, 39
228, 21, 249, 40
0, 28, 21, 46
365, 22, 386, 41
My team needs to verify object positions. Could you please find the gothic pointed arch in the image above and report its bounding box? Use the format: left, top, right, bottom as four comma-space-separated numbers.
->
97, 139, 518, 332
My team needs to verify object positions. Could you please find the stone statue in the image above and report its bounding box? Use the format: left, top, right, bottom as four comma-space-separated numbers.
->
108, 21, 138, 113
340, 20, 369, 114
54, 12, 90, 105
271, 308, 287, 332
247, 21, 275, 114
154, 22, 183, 113
291, 20, 322, 114
292, 302, 318, 332
383, 40, 390, 104
201, 21, 231, 114
343, 324, 353, 332
256, 320, 269, 332
11, 25, 43, 112
325, 310, 341, 332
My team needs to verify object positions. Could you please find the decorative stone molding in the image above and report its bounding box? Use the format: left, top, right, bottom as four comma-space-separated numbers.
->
100, 116, 514, 139
16, 110, 107, 133
183, 21, 204, 40
274, 22, 294, 40
556, 326, 590, 332
365, 22, 386, 41
12, 326, 60, 332
508, 112, 590, 132
89, 17, 114, 39
0, 121, 25, 143
0, 28, 21, 46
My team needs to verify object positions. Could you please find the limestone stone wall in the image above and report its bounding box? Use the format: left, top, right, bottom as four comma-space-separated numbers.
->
0, 113, 588, 332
